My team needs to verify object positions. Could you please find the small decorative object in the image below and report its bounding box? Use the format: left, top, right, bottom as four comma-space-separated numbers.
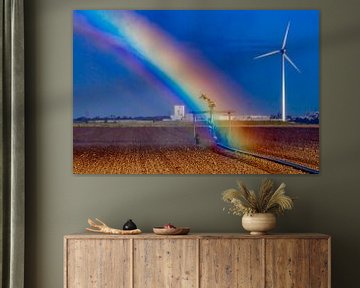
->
163, 223, 176, 229
153, 223, 190, 235
241, 213, 276, 235
222, 179, 294, 235
86, 218, 142, 235
123, 219, 137, 230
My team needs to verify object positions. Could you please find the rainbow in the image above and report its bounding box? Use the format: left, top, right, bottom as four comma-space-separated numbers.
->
74, 10, 248, 147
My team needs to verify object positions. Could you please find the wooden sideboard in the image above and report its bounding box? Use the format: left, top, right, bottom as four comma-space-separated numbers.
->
64, 233, 330, 288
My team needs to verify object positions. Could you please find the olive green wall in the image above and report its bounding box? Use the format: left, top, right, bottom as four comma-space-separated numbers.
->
25, 0, 360, 287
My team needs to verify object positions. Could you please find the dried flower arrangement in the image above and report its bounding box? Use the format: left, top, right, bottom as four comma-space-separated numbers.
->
222, 179, 294, 216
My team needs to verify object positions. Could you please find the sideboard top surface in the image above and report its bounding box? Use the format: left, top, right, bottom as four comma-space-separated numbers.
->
64, 232, 330, 240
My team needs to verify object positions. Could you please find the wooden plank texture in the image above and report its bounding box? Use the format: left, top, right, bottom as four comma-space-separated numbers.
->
66, 239, 131, 288
65, 233, 330, 240
64, 234, 330, 288
265, 239, 310, 288
310, 239, 330, 288
133, 239, 197, 288
200, 239, 264, 288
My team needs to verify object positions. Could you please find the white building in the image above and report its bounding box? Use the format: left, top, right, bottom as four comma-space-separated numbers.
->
170, 105, 185, 120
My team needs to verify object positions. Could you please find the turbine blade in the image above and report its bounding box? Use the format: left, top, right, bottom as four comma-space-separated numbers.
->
254, 50, 280, 60
282, 22, 291, 49
284, 54, 301, 73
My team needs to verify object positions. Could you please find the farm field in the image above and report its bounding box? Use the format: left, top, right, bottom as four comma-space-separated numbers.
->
73, 124, 319, 174
229, 126, 319, 170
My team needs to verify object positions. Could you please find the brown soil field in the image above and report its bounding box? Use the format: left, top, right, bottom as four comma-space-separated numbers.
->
229, 126, 319, 170
73, 125, 318, 174
73, 126, 212, 147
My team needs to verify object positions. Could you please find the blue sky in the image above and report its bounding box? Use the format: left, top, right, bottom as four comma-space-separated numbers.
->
73, 10, 319, 118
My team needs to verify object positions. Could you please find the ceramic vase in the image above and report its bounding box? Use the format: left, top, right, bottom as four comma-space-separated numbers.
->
242, 213, 276, 235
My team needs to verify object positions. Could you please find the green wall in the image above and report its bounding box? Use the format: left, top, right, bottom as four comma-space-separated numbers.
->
25, 0, 360, 287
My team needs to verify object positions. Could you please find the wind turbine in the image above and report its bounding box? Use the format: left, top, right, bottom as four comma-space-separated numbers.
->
254, 22, 301, 122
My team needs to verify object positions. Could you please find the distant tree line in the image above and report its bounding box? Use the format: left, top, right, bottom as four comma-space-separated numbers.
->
73, 115, 171, 123
270, 112, 319, 124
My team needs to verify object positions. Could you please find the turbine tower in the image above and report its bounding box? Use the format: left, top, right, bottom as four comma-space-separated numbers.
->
254, 22, 301, 122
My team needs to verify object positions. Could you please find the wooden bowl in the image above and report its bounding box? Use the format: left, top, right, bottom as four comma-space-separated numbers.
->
153, 227, 190, 235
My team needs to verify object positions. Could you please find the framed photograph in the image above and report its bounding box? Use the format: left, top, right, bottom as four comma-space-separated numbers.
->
73, 10, 319, 175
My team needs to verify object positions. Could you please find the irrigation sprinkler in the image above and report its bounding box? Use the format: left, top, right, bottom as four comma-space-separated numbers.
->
199, 93, 216, 138
190, 110, 208, 145
227, 111, 233, 141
